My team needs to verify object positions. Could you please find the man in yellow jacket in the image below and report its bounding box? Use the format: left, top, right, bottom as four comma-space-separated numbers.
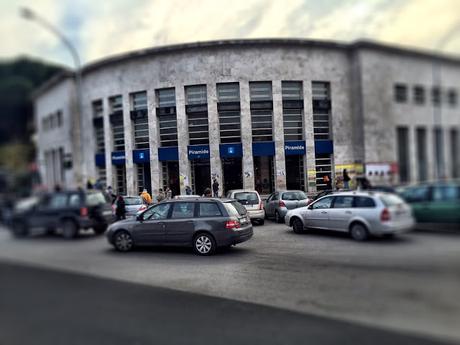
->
140, 188, 152, 205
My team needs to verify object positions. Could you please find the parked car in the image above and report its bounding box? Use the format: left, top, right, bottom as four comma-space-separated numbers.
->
10, 190, 114, 239
106, 198, 253, 255
124, 196, 148, 217
397, 182, 460, 224
264, 190, 311, 223
226, 190, 265, 225
174, 195, 201, 200
285, 191, 414, 241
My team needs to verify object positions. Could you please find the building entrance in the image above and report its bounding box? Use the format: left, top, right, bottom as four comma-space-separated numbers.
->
285, 155, 305, 190
191, 159, 211, 195
222, 158, 243, 194
161, 161, 180, 197
137, 163, 151, 194
254, 156, 274, 195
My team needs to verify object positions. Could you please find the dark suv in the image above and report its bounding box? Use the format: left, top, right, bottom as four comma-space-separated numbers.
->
106, 198, 253, 255
10, 190, 113, 239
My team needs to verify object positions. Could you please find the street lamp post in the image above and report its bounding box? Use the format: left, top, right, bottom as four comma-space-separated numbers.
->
20, 7, 85, 187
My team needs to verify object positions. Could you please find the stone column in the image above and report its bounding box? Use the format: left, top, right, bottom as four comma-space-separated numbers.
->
426, 126, 435, 181
147, 90, 161, 197
123, 93, 135, 195
176, 85, 191, 195
102, 97, 113, 189
303, 80, 316, 193
240, 81, 255, 190
272, 80, 286, 190
207, 83, 223, 195
408, 125, 417, 183
443, 126, 451, 179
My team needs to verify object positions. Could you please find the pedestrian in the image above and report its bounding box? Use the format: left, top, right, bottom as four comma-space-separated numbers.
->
323, 174, 332, 191
202, 187, 212, 197
343, 169, 351, 190
115, 195, 126, 221
166, 187, 172, 200
106, 186, 117, 204
212, 178, 219, 198
157, 188, 165, 203
140, 188, 152, 205
185, 185, 192, 195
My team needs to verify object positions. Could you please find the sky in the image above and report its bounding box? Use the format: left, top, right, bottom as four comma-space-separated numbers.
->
1, 0, 459, 68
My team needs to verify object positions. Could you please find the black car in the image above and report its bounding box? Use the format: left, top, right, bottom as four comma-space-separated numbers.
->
10, 190, 113, 239
106, 198, 253, 255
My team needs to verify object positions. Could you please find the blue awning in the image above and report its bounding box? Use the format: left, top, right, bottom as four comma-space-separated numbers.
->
188, 145, 210, 160
285, 140, 306, 155
95, 153, 106, 167
111, 151, 126, 165
252, 142, 275, 157
158, 147, 179, 161
315, 140, 334, 154
133, 149, 150, 164
220, 143, 243, 158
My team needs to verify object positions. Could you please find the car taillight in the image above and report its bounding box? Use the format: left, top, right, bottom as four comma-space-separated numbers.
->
259, 202, 263, 210
381, 208, 391, 222
80, 207, 88, 217
225, 220, 241, 229
139, 205, 147, 211
279, 200, 286, 208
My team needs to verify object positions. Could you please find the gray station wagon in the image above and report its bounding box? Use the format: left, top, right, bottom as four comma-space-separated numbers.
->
106, 198, 253, 255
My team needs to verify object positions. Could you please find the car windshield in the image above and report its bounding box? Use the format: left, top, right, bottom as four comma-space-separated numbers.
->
234, 192, 259, 205
124, 197, 143, 205
14, 196, 39, 212
224, 201, 247, 216
86, 192, 108, 206
281, 191, 307, 201
380, 194, 405, 207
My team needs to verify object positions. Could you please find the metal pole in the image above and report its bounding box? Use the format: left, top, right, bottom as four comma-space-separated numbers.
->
20, 7, 85, 187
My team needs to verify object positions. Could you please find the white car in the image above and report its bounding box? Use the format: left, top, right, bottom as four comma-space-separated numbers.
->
226, 189, 265, 225
285, 191, 414, 241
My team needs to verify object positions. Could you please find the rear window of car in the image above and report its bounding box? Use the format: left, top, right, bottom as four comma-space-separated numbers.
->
223, 201, 247, 217
354, 196, 376, 208
198, 202, 223, 217
86, 192, 108, 206
171, 202, 195, 219
124, 197, 143, 205
234, 192, 259, 205
281, 191, 307, 201
380, 194, 405, 207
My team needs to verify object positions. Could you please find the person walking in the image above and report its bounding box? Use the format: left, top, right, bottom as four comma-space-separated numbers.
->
202, 188, 212, 197
343, 169, 351, 190
140, 188, 152, 205
212, 178, 219, 198
157, 188, 165, 203
323, 174, 332, 191
115, 195, 126, 221
185, 185, 192, 195
166, 187, 172, 200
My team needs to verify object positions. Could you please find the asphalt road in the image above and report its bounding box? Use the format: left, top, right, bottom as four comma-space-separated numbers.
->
0, 222, 459, 344
0, 261, 453, 345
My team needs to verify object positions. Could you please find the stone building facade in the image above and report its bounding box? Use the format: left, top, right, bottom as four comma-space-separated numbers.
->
33, 39, 460, 196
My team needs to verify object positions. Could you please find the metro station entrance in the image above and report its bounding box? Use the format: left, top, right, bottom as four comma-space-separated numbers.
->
254, 156, 274, 195
191, 159, 211, 195
136, 163, 151, 194
161, 161, 180, 197
222, 158, 243, 194
285, 155, 305, 190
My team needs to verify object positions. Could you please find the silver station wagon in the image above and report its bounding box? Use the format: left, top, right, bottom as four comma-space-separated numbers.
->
106, 198, 253, 255
285, 191, 415, 241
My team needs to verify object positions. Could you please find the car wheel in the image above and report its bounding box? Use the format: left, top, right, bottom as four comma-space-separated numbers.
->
275, 211, 282, 223
12, 221, 29, 237
113, 230, 134, 252
62, 220, 78, 239
93, 224, 108, 235
292, 218, 304, 234
350, 223, 369, 241
193, 233, 216, 256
